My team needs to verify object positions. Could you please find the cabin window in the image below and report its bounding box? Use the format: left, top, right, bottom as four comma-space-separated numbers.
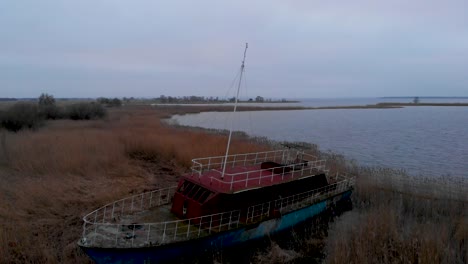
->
192, 188, 203, 200
187, 184, 200, 197
178, 181, 187, 192
198, 190, 212, 203
177, 181, 213, 203
180, 181, 196, 195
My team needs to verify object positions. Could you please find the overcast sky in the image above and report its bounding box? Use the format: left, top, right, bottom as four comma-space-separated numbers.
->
1, 0, 467, 99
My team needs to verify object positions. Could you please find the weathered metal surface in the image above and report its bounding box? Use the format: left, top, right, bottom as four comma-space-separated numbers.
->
78, 150, 355, 263
80, 190, 352, 264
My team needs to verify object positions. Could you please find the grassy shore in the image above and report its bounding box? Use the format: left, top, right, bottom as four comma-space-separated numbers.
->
151, 101, 468, 115
325, 168, 467, 264
0, 105, 466, 263
0, 106, 272, 263
252, 167, 466, 264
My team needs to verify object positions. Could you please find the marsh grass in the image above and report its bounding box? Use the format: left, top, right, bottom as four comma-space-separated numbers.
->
0, 106, 270, 263
252, 242, 301, 264
324, 167, 467, 264
245, 156, 466, 264
0, 105, 466, 263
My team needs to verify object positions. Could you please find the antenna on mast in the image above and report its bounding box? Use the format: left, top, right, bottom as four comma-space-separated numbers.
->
221, 43, 248, 179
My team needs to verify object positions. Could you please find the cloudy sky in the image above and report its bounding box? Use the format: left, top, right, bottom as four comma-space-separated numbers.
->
1, 0, 467, 99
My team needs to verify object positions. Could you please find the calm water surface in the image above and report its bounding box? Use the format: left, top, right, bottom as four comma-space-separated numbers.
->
171, 104, 468, 178
232, 97, 468, 107
295, 97, 468, 107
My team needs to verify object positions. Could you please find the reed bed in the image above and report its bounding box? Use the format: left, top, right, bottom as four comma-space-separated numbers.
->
253, 165, 467, 264
324, 167, 467, 264
0, 106, 270, 263
0, 105, 466, 263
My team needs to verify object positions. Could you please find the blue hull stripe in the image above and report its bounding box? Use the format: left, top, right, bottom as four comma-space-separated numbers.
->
80, 191, 351, 263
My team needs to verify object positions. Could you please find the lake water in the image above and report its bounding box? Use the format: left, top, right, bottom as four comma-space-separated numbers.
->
170, 99, 468, 178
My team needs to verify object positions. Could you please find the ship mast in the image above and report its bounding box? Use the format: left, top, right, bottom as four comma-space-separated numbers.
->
222, 43, 248, 179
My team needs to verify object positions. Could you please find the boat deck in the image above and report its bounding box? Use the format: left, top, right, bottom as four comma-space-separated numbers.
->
79, 174, 355, 249
80, 203, 242, 248
187, 164, 324, 193
187, 150, 328, 193
81, 204, 233, 248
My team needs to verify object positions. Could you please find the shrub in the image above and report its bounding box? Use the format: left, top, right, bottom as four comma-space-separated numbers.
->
97, 97, 122, 107
110, 98, 122, 107
0, 102, 44, 132
39, 104, 63, 120
38, 93, 55, 106
38, 93, 62, 119
65, 102, 106, 120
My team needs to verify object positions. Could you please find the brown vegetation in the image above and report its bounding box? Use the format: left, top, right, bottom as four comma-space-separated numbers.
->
0, 106, 270, 263
253, 167, 467, 264
0, 100, 107, 132
324, 168, 467, 264
0, 104, 466, 263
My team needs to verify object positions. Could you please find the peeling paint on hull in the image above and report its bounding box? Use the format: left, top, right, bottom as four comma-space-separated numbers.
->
79, 190, 352, 264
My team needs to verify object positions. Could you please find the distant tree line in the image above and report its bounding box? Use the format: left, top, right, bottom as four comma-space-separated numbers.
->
97, 97, 122, 107
0, 98, 18, 101
154, 95, 280, 104
156, 95, 220, 103
0, 93, 108, 132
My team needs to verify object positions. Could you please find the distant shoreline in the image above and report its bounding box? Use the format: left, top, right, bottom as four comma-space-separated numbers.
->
153, 102, 468, 115
2, 99, 468, 114
381, 96, 468, 99
376, 102, 468, 107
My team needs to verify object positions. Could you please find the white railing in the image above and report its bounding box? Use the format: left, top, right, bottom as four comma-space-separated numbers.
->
190, 150, 328, 191
83, 186, 177, 224
244, 174, 355, 221
81, 186, 177, 247
208, 159, 327, 191
80, 174, 355, 248
246, 202, 271, 223
274, 175, 354, 213
191, 150, 318, 175
81, 209, 241, 248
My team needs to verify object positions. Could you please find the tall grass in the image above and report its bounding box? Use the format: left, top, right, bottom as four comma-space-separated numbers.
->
245, 158, 466, 263
0, 105, 465, 263
324, 167, 467, 264
0, 106, 270, 263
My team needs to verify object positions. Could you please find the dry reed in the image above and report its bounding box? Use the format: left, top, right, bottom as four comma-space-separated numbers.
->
250, 158, 466, 264
324, 167, 467, 264
0, 106, 270, 263
0, 105, 466, 263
